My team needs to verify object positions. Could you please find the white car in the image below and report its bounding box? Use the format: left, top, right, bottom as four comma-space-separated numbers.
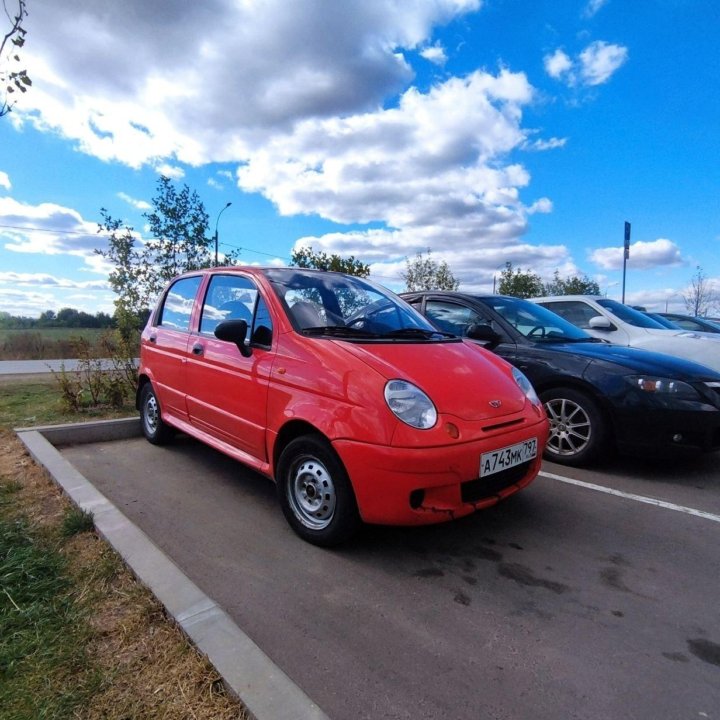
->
530, 295, 720, 373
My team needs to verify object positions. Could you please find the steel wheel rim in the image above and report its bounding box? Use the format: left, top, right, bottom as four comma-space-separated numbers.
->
544, 397, 592, 457
144, 393, 159, 435
288, 456, 336, 530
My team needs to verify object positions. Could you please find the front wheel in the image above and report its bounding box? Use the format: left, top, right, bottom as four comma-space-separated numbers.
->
139, 383, 174, 445
276, 435, 361, 547
540, 387, 607, 466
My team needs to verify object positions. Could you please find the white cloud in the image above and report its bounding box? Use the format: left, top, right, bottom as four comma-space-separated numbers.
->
545, 41, 628, 88
420, 43, 448, 65
590, 238, 683, 271
0, 171, 11, 190
117, 192, 151, 210
579, 41, 628, 86
19, 0, 482, 168
0, 196, 112, 270
155, 163, 185, 180
582, 0, 609, 18
0, 271, 109, 289
544, 49, 573, 80
524, 136, 567, 151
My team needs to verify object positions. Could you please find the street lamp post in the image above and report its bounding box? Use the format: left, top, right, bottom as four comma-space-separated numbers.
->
214, 202, 232, 267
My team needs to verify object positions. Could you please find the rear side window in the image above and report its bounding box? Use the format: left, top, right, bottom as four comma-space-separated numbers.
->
158, 276, 202, 331
425, 300, 483, 336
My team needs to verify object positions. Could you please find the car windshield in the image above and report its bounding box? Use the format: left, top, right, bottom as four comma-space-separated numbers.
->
645, 312, 680, 329
263, 268, 448, 340
476, 295, 592, 342
597, 298, 668, 328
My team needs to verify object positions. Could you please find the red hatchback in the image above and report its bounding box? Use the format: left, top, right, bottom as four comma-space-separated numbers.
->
138, 267, 548, 545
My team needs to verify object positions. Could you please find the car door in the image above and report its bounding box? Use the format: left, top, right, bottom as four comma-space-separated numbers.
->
184, 272, 275, 462
144, 275, 203, 423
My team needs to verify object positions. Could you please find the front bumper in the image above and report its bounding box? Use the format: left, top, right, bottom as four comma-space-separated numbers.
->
334, 418, 549, 525
614, 405, 720, 456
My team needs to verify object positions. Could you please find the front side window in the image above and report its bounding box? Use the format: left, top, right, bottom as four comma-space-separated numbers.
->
200, 274, 256, 339
158, 276, 202, 331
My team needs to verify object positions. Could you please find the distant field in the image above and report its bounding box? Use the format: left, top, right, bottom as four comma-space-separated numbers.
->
0, 328, 110, 360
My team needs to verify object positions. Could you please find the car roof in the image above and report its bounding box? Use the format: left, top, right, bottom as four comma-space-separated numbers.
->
530, 295, 601, 302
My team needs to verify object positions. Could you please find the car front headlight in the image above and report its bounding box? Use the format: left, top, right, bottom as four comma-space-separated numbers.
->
512, 367, 542, 407
384, 380, 437, 429
626, 375, 700, 400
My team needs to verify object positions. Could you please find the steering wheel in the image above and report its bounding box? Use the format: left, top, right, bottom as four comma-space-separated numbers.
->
345, 316, 367, 328
527, 325, 546, 339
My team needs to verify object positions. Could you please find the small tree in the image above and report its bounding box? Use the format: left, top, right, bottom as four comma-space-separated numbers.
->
291, 246, 370, 277
543, 270, 600, 296
497, 262, 544, 298
402, 250, 459, 291
683, 266, 717, 317
96, 175, 234, 337
1, 0, 31, 117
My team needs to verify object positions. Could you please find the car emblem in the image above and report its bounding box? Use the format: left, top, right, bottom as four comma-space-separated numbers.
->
489, 399, 502, 408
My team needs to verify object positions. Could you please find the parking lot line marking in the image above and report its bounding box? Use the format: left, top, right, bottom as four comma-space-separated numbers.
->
539, 471, 720, 524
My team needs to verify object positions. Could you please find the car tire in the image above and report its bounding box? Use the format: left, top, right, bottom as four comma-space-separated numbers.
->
276, 435, 361, 547
139, 383, 174, 445
540, 387, 606, 466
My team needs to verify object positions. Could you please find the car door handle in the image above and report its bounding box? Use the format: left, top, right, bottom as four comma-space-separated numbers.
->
191, 343, 204, 356
149, 335, 157, 343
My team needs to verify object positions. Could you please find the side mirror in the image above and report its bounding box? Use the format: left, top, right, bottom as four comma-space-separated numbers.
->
466, 323, 501, 349
215, 320, 252, 357
588, 315, 614, 331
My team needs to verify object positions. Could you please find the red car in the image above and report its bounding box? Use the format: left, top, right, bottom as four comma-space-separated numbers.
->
138, 267, 548, 545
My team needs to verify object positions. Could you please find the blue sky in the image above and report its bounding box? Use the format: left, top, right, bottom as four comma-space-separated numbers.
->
1, 0, 718, 317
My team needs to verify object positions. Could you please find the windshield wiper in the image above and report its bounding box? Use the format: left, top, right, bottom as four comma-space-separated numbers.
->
301, 325, 381, 339
379, 328, 453, 339
546, 336, 603, 343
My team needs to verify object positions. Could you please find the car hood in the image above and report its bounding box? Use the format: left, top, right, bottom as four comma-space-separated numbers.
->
544, 341, 720, 379
337, 339, 529, 421
620, 332, 720, 373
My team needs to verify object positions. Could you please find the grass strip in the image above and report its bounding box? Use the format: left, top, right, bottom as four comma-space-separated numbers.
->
0, 489, 102, 719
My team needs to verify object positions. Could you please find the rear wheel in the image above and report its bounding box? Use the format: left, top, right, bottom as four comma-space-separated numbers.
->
139, 383, 174, 445
276, 435, 361, 546
540, 388, 606, 466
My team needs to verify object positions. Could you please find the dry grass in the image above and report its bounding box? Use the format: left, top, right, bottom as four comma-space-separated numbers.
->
0, 429, 249, 719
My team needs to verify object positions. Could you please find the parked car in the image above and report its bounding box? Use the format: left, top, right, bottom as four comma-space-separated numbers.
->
642, 311, 720, 340
529, 295, 720, 372
402, 291, 720, 466
138, 267, 548, 546
658, 312, 720, 334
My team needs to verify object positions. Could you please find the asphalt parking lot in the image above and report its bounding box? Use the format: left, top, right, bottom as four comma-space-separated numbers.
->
59, 435, 720, 720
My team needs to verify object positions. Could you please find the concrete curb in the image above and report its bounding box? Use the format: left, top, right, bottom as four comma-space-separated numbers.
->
16, 418, 330, 720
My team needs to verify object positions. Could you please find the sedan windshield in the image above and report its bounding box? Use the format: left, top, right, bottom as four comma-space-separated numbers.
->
596, 298, 668, 329
478, 295, 592, 342
264, 268, 446, 339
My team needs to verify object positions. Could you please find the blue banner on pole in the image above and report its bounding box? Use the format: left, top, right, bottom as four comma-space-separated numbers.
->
624, 221, 631, 259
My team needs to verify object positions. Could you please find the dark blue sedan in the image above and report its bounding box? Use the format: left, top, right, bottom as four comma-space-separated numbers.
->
402, 292, 720, 466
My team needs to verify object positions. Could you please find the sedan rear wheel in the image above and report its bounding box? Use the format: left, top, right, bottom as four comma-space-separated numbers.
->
540, 388, 606, 466
276, 435, 361, 546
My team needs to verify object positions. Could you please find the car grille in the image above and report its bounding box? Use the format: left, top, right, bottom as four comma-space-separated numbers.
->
461, 461, 532, 504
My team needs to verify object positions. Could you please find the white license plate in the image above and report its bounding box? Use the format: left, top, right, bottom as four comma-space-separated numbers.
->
480, 438, 537, 478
